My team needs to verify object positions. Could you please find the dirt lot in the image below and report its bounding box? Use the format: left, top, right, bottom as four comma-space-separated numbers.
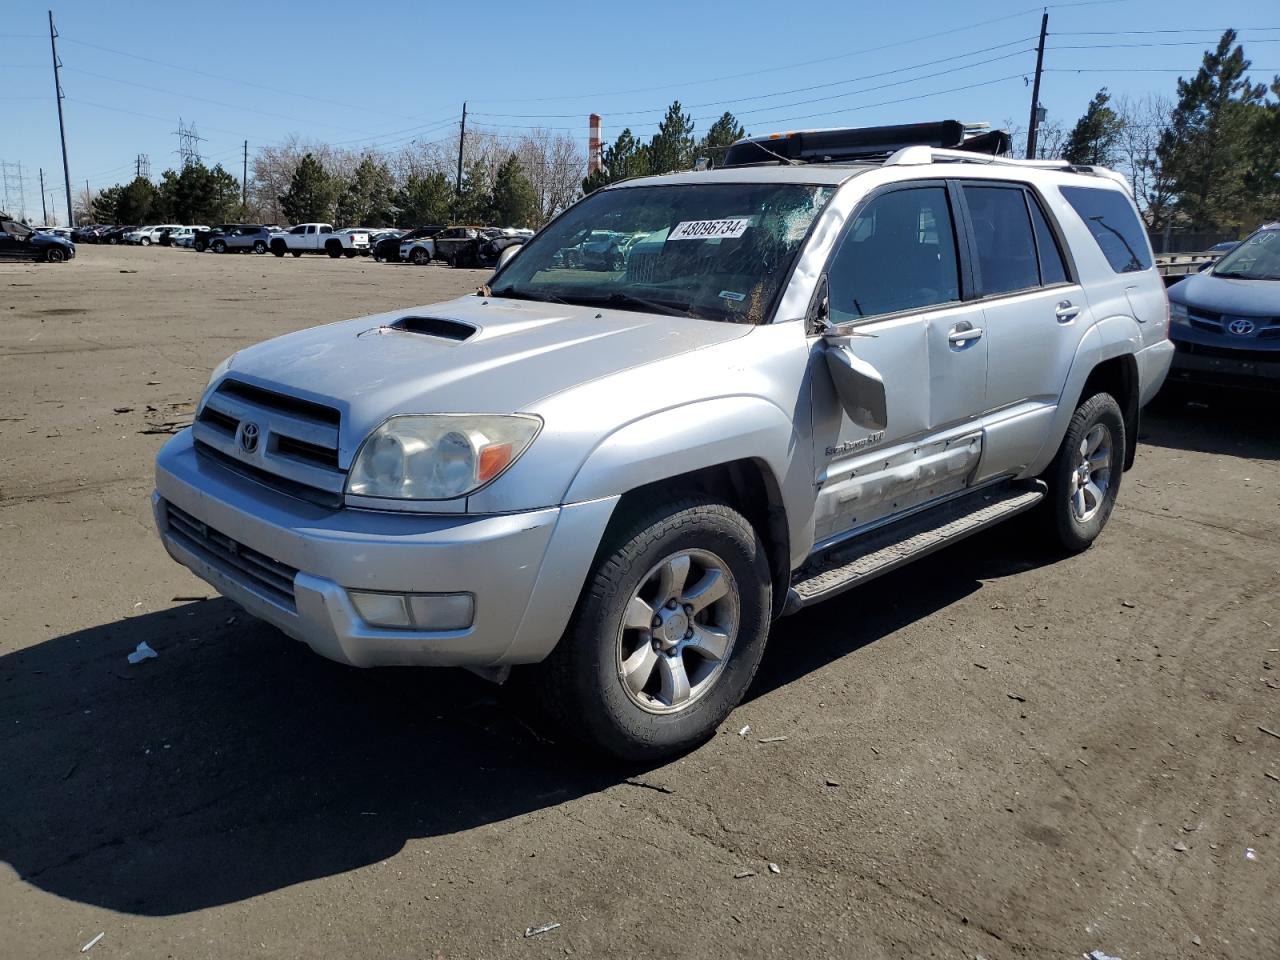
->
1, 244, 1277, 959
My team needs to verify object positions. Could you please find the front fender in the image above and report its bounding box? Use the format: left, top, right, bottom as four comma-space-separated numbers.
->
563, 395, 796, 504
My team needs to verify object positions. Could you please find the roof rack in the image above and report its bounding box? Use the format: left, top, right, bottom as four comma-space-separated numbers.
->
885, 147, 1082, 169
718, 120, 1010, 168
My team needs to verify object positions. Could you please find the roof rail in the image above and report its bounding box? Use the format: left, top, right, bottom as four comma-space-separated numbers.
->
885, 147, 1082, 169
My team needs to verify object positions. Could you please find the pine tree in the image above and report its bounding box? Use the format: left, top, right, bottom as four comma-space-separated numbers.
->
92, 185, 124, 223
490, 155, 539, 227
698, 112, 745, 164
453, 160, 495, 224
396, 171, 453, 227
335, 154, 396, 226
1063, 89, 1123, 167
1157, 30, 1267, 228
279, 153, 339, 224
582, 128, 650, 194
648, 101, 696, 174
115, 176, 158, 224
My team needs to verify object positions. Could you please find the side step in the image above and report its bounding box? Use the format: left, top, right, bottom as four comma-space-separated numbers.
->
785, 482, 1046, 613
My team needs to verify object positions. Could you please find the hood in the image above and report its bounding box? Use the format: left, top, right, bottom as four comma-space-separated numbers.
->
1169, 271, 1280, 316
32, 233, 72, 249
216, 295, 752, 451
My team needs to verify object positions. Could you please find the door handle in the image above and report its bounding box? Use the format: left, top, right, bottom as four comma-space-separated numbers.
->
947, 325, 983, 346
1055, 300, 1080, 323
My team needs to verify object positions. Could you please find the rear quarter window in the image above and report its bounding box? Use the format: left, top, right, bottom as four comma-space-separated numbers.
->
1060, 185, 1152, 274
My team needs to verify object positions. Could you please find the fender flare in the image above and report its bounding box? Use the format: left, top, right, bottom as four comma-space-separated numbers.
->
1030, 314, 1142, 474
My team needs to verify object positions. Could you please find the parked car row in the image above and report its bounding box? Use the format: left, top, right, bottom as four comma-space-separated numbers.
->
394, 225, 533, 268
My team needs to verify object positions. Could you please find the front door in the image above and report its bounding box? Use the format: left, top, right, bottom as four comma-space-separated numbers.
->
812, 183, 989, 544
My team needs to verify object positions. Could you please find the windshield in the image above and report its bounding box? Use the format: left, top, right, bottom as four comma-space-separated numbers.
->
491, 182, 836, 323
1213, 229, 1280, 280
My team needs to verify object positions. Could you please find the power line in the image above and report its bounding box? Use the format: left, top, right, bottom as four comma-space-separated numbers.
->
472, 36, 1038, 119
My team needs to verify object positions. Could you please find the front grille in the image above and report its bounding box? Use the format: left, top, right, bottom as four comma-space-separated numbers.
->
194, 378, 345, 506
164, 502, 298, 609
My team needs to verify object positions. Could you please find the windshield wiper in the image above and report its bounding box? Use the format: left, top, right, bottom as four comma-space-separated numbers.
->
490, 286, 570, 306
592, 292, 691, 318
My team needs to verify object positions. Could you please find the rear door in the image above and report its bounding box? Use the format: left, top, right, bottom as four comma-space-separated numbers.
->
812, 182, 989, 543
956, 181, 1084, 481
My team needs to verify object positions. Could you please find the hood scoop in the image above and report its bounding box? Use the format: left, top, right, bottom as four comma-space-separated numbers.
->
371, 315, 478, 343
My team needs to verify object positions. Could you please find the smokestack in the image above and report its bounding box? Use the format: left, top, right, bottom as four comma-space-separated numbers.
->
588, 114, 603, 175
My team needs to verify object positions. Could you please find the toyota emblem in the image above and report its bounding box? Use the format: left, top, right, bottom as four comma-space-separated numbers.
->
238, 421, 261, 453
1227, 318, 1256, 336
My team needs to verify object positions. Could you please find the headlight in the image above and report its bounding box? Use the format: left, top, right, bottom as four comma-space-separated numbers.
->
346, 414, 541, 501
207, 353, 235, 387
1168, 300, 1189, 322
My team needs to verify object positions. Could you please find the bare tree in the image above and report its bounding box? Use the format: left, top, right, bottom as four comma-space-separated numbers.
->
512, 128, 585, 224
1114, 93, 1174, 227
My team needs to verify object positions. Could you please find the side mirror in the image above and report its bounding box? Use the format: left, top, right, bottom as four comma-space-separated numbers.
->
495, 244, 522, 271
824, 338, 888, 431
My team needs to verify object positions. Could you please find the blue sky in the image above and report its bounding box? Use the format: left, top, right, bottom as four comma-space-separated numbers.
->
2, 0, 1278, 221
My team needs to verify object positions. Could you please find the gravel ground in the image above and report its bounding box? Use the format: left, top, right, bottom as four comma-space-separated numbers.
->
1, 244, 1277, 960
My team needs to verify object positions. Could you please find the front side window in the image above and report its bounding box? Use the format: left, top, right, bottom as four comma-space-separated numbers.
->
1061, 185, 1152, 273
491, 182, 836, 324
290, 225, 306, 235
826, 186, 960, 323
964, 185, 1039, 296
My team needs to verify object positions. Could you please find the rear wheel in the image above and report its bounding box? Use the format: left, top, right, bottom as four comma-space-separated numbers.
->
45, 247, 67, 264
533, 497, 771, 761
139, 237, 151, 246
411, 247, 430, 266
291, 251, 302, 258
1044, 392, 1125, 553
343, 249, 356, 258
252, 240, 267, 255
326, 241, 342, 258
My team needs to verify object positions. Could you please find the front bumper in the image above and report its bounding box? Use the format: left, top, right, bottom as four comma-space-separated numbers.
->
154, 429, 616, 668
1169, 329, 1280, 390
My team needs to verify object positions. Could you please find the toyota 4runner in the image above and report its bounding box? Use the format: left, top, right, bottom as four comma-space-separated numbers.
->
153, 121, 1173, 760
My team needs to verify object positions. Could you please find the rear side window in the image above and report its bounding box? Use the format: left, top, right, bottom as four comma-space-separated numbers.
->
1028, 196, 1069, 285
962, 185, 1039, 296
827, 186, 961, 322
1061, 186, 1151, 273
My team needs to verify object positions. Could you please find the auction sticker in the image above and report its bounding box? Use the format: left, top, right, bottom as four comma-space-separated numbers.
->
668, 218, 750, 241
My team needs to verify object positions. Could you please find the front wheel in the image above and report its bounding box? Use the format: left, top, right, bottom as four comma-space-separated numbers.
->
139, 237, 151, 246
411, 247, 430, 265
253, 240, 267, 255
533, 497, 771, 761
1043, 392, 1125, 553
211, 240, 226, 254
45, 247, 67, 263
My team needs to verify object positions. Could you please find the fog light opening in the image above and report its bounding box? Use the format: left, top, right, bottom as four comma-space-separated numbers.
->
349, 590, 474, 631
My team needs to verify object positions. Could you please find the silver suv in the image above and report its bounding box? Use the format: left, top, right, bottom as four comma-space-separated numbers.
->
153, 124, 1173, 760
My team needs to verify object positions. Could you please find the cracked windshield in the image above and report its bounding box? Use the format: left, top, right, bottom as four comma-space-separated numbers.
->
490, 182, 836, 323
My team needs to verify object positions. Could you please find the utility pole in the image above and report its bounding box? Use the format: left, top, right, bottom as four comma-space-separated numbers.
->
84, 179, 90, 221
40, 168, 48, 224
1025, 10, 1049, 160
456, 102, 467, 195
48, 10, 74, 227
242, 140, 249, 214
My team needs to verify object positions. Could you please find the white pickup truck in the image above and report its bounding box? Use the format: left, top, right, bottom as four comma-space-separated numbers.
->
269, 223, 370, 259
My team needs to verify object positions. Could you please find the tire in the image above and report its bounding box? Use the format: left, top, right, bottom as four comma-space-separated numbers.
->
411, 247, 430, 266
45, 247, 67, 264
140, 237, 151, 246
211, 240, 226, 254
533, 497, 772, 761
270, 241, 286, 257
194, 240, 206, 253
326, 242, 342, 258
1043, 392, 1125, 553
343, 249, 356, 258
292, 251, 302, 258
253, 240, 267, 255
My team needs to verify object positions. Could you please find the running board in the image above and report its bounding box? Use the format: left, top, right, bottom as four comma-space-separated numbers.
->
784, 482, 1046, 614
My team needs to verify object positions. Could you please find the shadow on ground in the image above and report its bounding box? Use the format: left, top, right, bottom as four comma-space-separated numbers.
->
1142, 383, 1279, 461
0, 522, 1055, 916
